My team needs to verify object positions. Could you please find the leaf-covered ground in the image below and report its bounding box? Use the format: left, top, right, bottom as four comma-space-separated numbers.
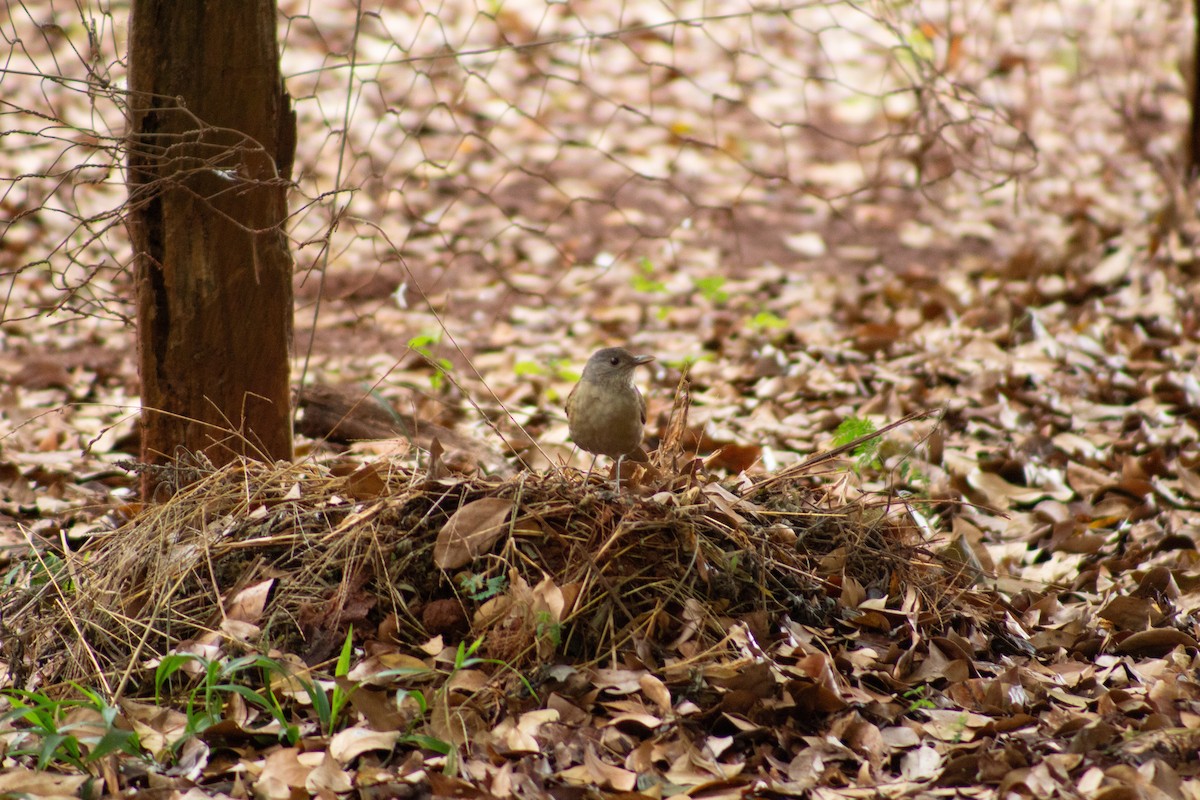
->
2, 0, 1200, 798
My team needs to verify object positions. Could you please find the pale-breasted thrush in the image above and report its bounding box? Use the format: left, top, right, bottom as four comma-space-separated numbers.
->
566, 347, 654, 488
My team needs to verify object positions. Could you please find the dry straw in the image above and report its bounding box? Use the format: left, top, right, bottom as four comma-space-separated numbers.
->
3, 396, 974, 698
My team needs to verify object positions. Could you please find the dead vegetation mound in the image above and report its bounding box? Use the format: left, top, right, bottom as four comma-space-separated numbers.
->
3, 409, 982, 699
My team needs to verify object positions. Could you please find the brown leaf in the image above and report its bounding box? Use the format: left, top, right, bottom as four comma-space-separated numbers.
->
1066, 461, 1112, 498
831, 713, 885, 767
968, 469, 1070, 508
433, 496, 514, 569
639, 673, 672, 714
306, 752, 353, 794
1113, 628, 1197, 657
422, 598, 468, 637
1098, 596, 1162, 632
900, 744, 942, 781
225, 579, 274, 624
578, 744, 637, 791
937, 753, 981, 786
426, 436, 448, 481
11, 357, 72, 390
853, 322, 904, 354
909, 641, 971, 684
1133, 566, 1180, 601
1067, 720, 1120, 755
340, 682, 410, 731
714, 661, 776, 697
427, 772, 489, 799
257, 748, 312, 798
0, 767, 89, 796
344, 462, 388, 499
708, 442, 762, 473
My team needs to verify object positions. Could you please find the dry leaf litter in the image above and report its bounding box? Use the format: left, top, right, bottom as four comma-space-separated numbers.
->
1, 0, 1200, 798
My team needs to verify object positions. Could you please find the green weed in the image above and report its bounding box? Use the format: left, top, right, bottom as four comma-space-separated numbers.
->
833, 416, 881, 473
0, 684, 142, 771
692, 275, 729, 303
459, 572, 507, 601
747, 310, 786, 331
902, 685, 936, 712
408, 332, 453, 392
630, 257, 668, 294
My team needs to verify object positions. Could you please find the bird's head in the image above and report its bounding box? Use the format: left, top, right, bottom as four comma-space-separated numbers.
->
582, 347, 655, 384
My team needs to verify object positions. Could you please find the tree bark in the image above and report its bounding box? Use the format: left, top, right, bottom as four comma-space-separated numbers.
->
127, 0, 296, 495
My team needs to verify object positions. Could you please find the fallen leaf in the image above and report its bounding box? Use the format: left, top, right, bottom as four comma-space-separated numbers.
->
1114, 628, 1197, 657
329, 725, 402, 763
900, 744, 943, 781
1098, 596, 1162, 632
433, 496, 514, 569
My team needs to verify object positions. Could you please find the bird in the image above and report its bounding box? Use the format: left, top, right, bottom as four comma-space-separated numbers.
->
566, 347, 655, 489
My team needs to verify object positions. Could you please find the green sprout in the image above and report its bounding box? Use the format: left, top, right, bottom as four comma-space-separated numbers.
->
693, 275, 729, 303
747, 310, 787, 331
408, 333, 453, 391
902, 685, 937, 712
834, 416, 881, 473
459, 572, 507, 601
630, 257, 668, 294
513, 361, 544, 377
1, 684, 142, 771
535, 611, 562, 650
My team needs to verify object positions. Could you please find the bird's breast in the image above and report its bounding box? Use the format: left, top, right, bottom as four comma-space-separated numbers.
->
568, 380, 645, 459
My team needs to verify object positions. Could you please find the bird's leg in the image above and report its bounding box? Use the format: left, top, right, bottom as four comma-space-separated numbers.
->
614, 454, 624, 492
583, 453, 598, 486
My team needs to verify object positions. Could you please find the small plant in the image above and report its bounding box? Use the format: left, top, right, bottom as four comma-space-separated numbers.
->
408, 332, 453, 392
376, 636, 538, 759
902, 685, 936, 712
747, 310, 787, 331
306, 627, 356, 736
152, 633, 355, 748
833, 416, 881, 473
534, 611, 562, 651
155, 653, 299, 747
3, 553, 74, 592
449, 639, 538, 699
950, 712, 969, 743
150, 629, 358, 753
394, 692, 451, 755
512, 361, 545, 378
551, 359, 579, 382
662, 353, 713, 371
897, 459, 929, 491
692, 275, 729, 304
0, 684, 142, 771
459, 572, 507, 601
903, 25, 936, 65
630, 257, 668, 294
515, 358, 579, 403
835, 416, 934, 499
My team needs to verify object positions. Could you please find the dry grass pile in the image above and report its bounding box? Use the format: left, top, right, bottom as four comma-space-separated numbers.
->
3, 410, 989, 699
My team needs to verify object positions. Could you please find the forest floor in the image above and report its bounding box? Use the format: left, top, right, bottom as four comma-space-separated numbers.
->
2, 0, 1200, 798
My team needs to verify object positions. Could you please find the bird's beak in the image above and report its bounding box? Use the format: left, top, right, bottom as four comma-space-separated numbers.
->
633, 355, 655, 366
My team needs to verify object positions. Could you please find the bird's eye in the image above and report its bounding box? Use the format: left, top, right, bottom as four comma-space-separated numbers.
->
610, 356, 620, 366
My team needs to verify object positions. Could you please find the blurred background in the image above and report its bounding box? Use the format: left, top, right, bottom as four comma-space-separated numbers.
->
0, 0, 1194, 509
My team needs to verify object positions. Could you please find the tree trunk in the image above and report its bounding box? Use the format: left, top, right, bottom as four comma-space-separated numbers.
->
127, 0, 296, 495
